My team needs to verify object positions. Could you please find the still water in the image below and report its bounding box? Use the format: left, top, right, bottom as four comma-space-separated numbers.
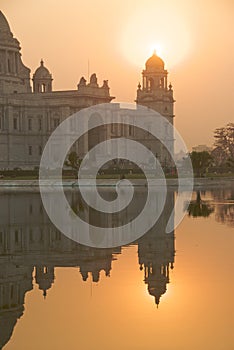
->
0, 188, 233, 350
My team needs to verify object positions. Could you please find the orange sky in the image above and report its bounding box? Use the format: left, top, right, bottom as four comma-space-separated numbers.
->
1, 0, 234, 149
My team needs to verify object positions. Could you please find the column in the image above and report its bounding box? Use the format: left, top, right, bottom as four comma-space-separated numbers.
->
5, 50, 8, 73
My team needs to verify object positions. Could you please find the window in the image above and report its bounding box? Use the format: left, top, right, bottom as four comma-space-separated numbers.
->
11, 285, 14, 299
28, 146, 32, 156
0, 232, 3, 245
29, 204, 33, 215
129, 125, 133, 136
56, 230, 61, 241
13, 118, 18, 130
15, 230, 19, 244
38, 118, 42, 131
0, 116, 2, 130
8, 59, 11, 73
39, 145, 42, 156
40, 204, 43, 214
28, 118, 32, 131
40, 229, 44, 242
121, 123, 124, 135
29, 229, 33, 243
53, 118, 59, 128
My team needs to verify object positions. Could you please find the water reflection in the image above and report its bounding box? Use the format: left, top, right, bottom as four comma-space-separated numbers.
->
187, 191, 214, 218
212, 188, 234, 227
187, 189, 234, 227
0, 188, 233, 349
0, 189, 174, 349
215, 203, 234, 227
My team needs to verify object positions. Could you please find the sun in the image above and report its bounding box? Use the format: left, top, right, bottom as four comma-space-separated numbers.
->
149, 43, 164, 59
120, 5, 191, 69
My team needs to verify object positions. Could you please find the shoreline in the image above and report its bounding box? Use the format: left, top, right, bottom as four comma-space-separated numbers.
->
0, 177, 233, 192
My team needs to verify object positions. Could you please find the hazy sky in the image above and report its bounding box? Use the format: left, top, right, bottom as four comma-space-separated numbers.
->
1, 0, 234, 149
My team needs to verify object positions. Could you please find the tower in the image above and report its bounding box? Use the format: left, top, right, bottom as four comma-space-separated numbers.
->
136, 51, 175, 125
35, 266, 55, 298
32, 59, 53, 93
136, 52, 175, 168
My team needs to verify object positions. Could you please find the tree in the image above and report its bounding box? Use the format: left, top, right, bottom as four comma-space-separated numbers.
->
189, 151, 213, 177
213, 123, 234, 165
65, 151, 82, 178
187, 191, 214, 218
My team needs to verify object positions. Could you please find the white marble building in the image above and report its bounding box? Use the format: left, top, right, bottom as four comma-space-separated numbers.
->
0, 11, 113, 170
0, 11, 175, 170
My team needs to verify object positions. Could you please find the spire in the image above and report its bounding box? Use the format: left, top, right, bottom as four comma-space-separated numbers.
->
40, 59, 44, 67
155, 296, 160, 307
43, 289, 47, 299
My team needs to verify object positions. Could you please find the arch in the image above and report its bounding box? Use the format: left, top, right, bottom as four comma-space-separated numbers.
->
160, 78, 164, 89
148, 78, 155, 91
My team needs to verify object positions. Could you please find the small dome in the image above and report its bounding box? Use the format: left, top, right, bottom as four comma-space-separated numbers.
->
146, 52, 164, 69
33, 60, 52, 79
0, 11, 11, 33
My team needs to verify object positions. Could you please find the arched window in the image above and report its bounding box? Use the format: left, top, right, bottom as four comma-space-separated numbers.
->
149, 78, 154, 91
160, 78, 164, 88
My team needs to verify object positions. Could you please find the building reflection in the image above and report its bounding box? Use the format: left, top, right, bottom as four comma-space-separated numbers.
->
138, 192, 175, 306
212, 188, 234, 227
0, 190, 174, 348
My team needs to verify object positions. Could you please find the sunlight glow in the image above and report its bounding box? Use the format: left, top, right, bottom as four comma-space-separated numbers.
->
150, 43, 163, 58
120, 5, 192, 69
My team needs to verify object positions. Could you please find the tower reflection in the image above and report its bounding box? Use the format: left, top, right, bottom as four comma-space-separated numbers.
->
138, 191, 175, 306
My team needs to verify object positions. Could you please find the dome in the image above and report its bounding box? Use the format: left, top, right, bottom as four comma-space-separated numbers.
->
33, 60, 53, 92
0, 11, 11, 34
33, 60, 52, 79
145, 52, 164, 69
0, 12, 20, 51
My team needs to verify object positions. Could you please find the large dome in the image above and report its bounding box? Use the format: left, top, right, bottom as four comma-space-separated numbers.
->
0, 11, 11, 33
145, 52, 164, 69
33, 60, 52, 79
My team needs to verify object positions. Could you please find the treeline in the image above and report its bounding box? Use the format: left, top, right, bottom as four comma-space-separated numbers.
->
189, 123, 234, 177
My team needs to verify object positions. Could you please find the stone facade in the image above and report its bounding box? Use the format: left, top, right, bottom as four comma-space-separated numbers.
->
0, 11, 114, 170
0, 11, 175, 170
